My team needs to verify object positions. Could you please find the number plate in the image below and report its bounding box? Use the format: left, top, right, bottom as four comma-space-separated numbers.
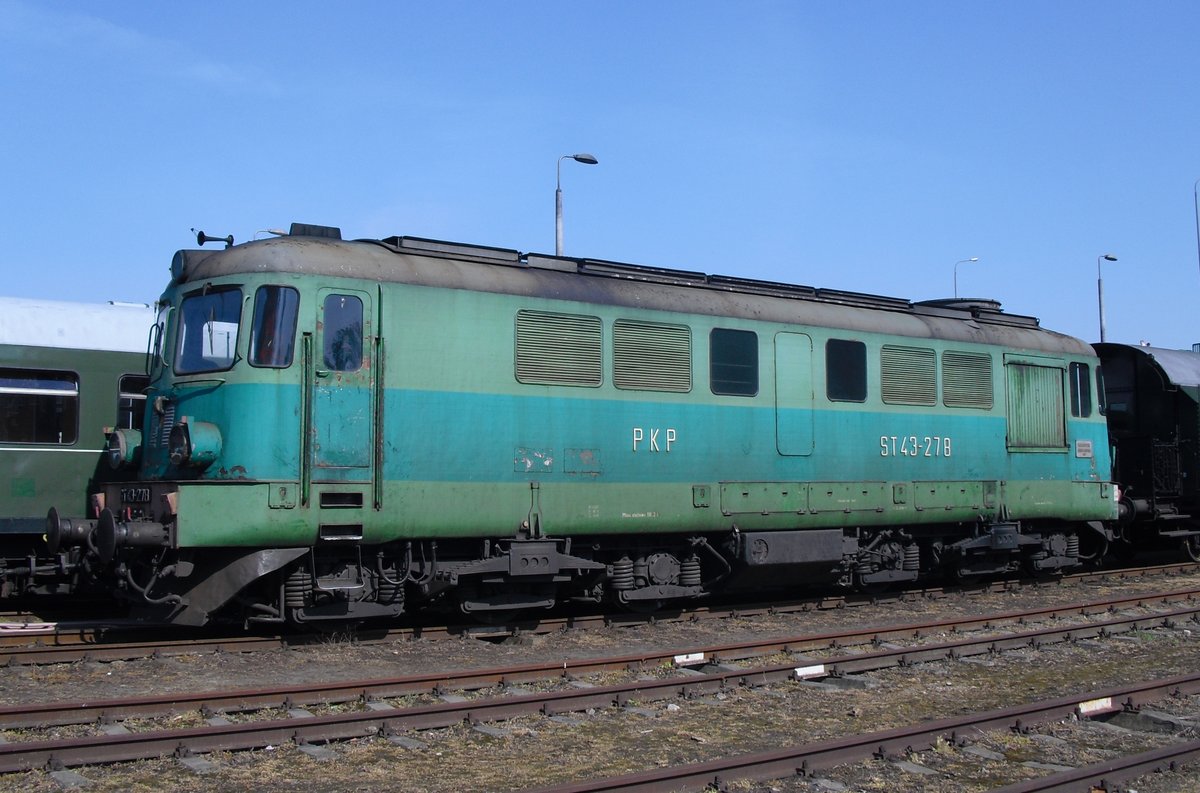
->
120, 487, 152, 504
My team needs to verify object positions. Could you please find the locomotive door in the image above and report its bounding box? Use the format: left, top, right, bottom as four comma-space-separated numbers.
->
775, 332, 814, 455
309, 289, 375, 482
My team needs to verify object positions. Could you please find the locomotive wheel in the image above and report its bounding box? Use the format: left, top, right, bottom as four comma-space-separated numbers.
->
1075, 534, 1109, 568
1109, 539, 1138, 562
1184, 535, 1200, 563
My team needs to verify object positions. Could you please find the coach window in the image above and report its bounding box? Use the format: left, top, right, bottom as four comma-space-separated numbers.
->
1069, 362, 1092, 417
175, 287, 243, 374
710, 328, 758, 396
323, 294, 363, 371
0, 368, 78, 444
826, 339, 867, 402
117, 375, 149, 431
250, 286, 300, 368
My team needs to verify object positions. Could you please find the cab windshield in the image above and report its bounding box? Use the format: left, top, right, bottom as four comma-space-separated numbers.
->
175, 288, 243, 374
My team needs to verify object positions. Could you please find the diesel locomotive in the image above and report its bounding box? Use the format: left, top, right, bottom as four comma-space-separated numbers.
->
43, 224, 1129, 625
0, 298, 154, 596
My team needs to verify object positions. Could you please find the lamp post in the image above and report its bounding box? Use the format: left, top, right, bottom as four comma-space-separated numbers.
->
1097, 253, 1117, 343
953, 257, 979, 298
1193, 178, 1200, 281
554, 152, 597, 255
559, 152, 604, 255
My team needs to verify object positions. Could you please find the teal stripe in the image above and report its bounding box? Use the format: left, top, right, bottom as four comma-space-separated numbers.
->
383, 389, 1109, 484
150, 383, 1111, 486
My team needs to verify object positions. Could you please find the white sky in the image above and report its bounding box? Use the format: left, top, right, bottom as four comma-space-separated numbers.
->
2, 1, 1199, 348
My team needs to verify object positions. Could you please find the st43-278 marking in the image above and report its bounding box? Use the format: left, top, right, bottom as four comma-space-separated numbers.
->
120, 487, 151, 503
879, 435, 952, 458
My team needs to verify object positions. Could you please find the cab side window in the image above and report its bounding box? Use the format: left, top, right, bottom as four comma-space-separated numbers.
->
323, 294, 363, 371
1069, 362, 1092, 417
250, 286, 300, 368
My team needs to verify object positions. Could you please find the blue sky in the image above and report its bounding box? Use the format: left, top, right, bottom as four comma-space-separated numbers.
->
2, 1, 1199, 347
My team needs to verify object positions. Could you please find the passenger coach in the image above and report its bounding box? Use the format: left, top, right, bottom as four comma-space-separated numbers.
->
57, 224, 1117, 625
0, 297, 153, 595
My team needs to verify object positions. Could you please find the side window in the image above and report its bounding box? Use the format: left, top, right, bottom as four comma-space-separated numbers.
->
117, 375, 149, 431
250, 286, 300, 368
323, 294, 363, 372
1096, 365, 1107, 416
826, 339, 866, 402
0, 368, 79, 444
1069, 361, 1092, 418
710, 328, 758, 396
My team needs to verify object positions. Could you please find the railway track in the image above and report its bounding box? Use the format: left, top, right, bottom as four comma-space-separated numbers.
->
4, 560, 1198, 667
523, 673, 1200, 793
2, 587, 1198, 776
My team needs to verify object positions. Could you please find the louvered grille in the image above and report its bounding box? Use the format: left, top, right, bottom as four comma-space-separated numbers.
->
880, 345, 936, 405
943, 351, 994, 408
514, 310, 602, 386
157, 403, 176, 446
613, 319, 691, 392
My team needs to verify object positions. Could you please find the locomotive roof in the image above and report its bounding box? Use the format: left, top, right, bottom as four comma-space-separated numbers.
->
171, 232, 1093, 357
0, 297, 154, 353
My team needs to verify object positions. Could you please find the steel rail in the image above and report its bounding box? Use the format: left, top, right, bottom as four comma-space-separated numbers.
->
5, 664, 1198, 779
3, 569, 1199, 669
523, 672, 1200, 793
1, 603, 1197, 771
0, 632, 293, 665
2, 591, 1198, 730
990, 739, 1200, 792
3, 590, 1199, 731
2, 560, 1197, 666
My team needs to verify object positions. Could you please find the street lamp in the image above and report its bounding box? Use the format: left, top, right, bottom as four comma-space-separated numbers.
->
556, 153, 598, 256
1097, 253, 1118, 342
1193, 178, 1199, 281
953, 257, 979, 298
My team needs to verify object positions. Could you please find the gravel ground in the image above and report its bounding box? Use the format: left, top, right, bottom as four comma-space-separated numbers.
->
2, 571, 1199, 792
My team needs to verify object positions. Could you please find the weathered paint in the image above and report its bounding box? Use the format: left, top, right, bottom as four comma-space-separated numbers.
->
143, 234, 1115, 552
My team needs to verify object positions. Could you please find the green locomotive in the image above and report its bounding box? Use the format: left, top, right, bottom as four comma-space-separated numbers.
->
52, 224, 1116, 625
